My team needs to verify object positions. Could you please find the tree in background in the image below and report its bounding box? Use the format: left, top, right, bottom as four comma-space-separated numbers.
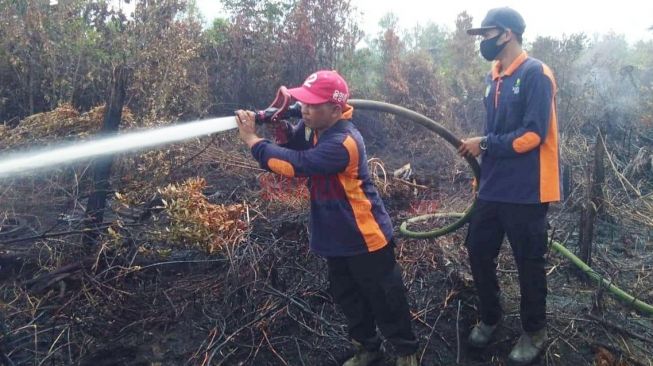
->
0, 0, 210, 122
530, 33, 587, 135
126, 0, 210, 119
438, 12, 486, 134
379, 12, 409, 104
0, 0, 119, 122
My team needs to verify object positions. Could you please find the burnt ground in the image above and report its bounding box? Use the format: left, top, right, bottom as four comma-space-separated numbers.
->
1, 124, 653, 366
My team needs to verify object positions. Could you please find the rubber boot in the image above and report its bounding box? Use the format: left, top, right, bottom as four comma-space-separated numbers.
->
343, 340, 382, 366
508, 328, 548, 365
468, 321, 499, 348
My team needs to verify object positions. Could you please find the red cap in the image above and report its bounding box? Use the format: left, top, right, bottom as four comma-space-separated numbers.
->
287, 70, 349, 107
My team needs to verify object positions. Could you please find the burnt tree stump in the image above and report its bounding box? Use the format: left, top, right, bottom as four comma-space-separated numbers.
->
578, 131, 606, 266
83, 66, 129, 245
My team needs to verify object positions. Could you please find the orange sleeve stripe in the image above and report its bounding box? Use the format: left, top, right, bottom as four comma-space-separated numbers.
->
539, 63, 561, 202
513, 131, 541, 153
338, 136, 387, 251
268, 158, 295, 177
540, 102, 561, 202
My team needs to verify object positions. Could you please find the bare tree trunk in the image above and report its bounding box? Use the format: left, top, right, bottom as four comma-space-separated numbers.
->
593, 133, 606, 217
562, 164, 572, 202
83, 66, 129, 246
28, 58, 34, 115
578, 131, 606, 266
578, 168, 594, 266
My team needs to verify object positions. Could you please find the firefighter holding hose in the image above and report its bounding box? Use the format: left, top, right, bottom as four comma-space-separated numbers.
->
460, 7, 561, 365
235, 70, 419, 366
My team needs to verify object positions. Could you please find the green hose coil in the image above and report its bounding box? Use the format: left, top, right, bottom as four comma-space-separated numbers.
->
348, 99, 480, 238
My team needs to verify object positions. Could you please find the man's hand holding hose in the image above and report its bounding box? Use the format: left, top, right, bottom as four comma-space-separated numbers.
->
235, 110, 264, 148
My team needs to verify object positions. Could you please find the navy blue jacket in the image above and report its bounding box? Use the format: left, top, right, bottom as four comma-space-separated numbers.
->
250, 107, 393, 257
479, 52, 561, 204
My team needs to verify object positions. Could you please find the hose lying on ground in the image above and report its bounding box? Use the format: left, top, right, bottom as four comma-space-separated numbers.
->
550, 240, 653, 314
349, 99, 653, 316
349, 99, 480, 238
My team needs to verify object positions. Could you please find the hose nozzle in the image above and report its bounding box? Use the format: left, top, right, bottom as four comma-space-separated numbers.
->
255, 86, 302, 124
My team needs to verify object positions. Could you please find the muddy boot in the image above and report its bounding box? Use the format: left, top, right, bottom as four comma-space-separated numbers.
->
508, 329, 548, 365
343, 340, 382, 366
468, 321, 499, 348
396, 353, 418, 366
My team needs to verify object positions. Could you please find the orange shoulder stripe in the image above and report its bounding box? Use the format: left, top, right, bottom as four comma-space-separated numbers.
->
541, 64, 558, 93
338, 136, 387, 251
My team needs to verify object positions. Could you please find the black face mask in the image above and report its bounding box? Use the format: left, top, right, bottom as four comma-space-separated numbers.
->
480, 32, 507, 61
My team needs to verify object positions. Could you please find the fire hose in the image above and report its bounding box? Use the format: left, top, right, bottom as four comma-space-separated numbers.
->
348, 99, 653, 315
349, 99, 480, 238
